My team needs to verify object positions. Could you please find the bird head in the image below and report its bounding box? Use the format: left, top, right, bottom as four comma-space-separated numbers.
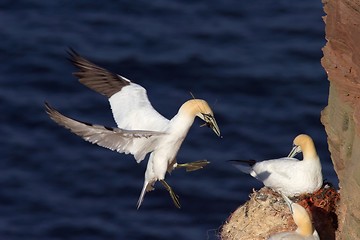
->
287, 134, 315, 159
180, 99, 221, 137
281, 193, 314, 237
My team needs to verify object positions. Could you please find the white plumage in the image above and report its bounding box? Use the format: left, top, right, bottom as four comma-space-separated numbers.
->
268, 194, 320, 240
231, 134, 323, 196
45, 49, 221, 209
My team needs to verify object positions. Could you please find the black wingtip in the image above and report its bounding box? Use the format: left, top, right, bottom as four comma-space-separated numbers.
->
67, 47, 78, 57
66, 47, 76, 62
44, 101, 57, 116
44, 101, 51, 113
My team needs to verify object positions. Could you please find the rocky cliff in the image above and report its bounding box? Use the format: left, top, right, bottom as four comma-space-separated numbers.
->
321, 0, 360, 239
221, 0, 360, 239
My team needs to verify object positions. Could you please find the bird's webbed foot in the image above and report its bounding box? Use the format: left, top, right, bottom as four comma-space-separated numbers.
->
160, 180, 181, 208
176, 160, 210, 172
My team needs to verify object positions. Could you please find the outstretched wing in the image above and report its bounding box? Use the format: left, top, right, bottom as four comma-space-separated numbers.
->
45, 103, 165, 162
68, 49, 170, 131
68, 48, 131, 98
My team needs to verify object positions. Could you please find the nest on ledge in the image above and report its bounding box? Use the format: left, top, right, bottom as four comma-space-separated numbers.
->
220, 184, 339, 240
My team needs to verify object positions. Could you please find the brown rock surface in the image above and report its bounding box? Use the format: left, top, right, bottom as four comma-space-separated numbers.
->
321, 0, 360, 239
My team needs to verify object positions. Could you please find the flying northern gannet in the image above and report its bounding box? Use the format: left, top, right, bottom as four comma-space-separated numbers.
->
45, 49, 221, 209
230, 134, 322, 196
268, 194, 320, 240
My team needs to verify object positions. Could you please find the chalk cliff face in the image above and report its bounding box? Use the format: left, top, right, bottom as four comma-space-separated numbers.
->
321, 0, 360, 239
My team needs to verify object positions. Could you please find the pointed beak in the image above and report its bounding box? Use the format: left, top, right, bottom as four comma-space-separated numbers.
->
280, 193, 293, 214
288, 145, 301, 158
208, 117, 221, 137
199, 113, 221, 137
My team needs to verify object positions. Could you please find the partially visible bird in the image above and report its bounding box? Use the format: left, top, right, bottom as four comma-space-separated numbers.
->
267, 194, 320, 240
45, 49, 221, 209
230, 134, 322, 196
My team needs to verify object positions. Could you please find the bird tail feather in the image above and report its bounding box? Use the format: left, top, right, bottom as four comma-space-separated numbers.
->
137, 180, 154, 209
228, 160, 256, 174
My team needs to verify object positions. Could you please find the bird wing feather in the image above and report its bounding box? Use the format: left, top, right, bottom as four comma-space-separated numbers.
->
109, 83, 170, 131
68, 49, 131, 98
228, 160, 256, 174
253, 158, 299, 183
45, 103, 165, 162
68, 49, 170, 132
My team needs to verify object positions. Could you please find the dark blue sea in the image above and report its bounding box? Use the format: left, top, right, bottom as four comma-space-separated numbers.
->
1, 1, 337, 239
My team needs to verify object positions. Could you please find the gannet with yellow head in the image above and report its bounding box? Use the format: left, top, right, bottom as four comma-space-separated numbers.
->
45, 49, 221, 209
230, 134, 322, 196
268, 194, 320, 240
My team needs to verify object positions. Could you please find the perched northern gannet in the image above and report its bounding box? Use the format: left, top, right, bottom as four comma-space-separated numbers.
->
230, 134, 322, 196
268, 194, 320, 240
45, 49, 221, 209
